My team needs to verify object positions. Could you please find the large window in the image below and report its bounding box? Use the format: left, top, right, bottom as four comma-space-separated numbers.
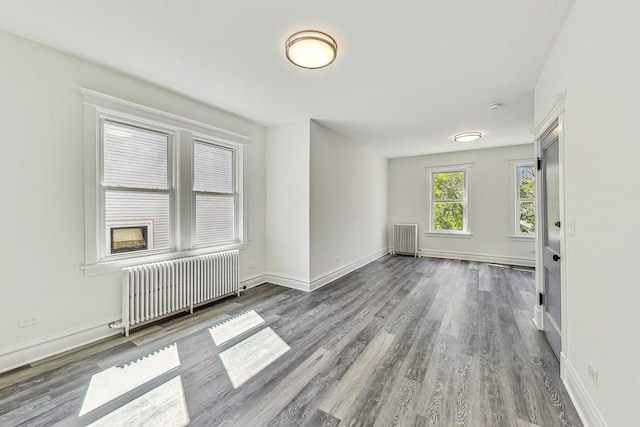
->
82, 89, 247, 274
515, 163, 536, 235
428, 164, 471, 234
103, 121, 173, 256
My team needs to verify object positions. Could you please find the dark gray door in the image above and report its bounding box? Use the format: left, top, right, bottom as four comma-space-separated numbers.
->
541, 122, 562, 359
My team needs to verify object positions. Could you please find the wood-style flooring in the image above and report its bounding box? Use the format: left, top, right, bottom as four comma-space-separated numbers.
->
0, 256, 583, 426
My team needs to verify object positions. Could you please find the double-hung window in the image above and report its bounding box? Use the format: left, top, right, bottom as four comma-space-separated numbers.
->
514, 162, 536, 236
193, 141, 236, 246
427, 164, 472, 234
82, 89, 247, 275
102, 121, 174, 257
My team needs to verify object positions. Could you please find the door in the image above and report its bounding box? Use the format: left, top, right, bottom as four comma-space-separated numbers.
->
541, 122, 562, 359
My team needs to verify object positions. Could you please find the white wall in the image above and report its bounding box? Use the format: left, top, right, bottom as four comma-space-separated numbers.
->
0, 30, 266, 371
265, 121, 311, 283
535, 2, 640, 425
388, 144, 535, 265
265, 119, 388, 290
309, 121, 388, 281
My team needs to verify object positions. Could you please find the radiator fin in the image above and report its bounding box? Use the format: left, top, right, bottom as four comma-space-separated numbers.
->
122, 250, 239, 336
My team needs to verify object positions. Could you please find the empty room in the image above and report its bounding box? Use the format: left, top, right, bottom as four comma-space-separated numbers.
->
0, 1, 638, 426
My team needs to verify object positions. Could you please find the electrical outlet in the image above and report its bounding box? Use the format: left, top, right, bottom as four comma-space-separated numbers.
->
588, 363, 599, 386
335, 257, 340, 263
18, 314, 40, 328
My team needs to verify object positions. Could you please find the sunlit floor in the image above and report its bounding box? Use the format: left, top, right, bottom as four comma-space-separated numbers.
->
0, 256, 582, 426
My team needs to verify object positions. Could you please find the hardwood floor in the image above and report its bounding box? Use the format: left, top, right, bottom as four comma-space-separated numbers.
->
0, 256, 582, 426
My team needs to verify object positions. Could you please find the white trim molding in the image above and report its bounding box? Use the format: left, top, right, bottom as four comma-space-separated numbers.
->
533, 304, 544, 330
81, 88, 249, 275
310, 248, 388, 292
563, 357, 608, 427
425, 162, 474, 235
80, 88, 250, 145
240, 273, 268, 290
0, 316, 121, 374
264, 273, 311, 292
531, 91, 567, 137
264, 248, 389, 293
419, 249, 535, 267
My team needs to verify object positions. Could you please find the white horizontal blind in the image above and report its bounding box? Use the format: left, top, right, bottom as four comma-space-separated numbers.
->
195, 195, 234, 243
193, 141, 235, 246
194, 142, 233, 193
105, 191, 171, 249
103, 122, 168, 189
102, 121, 172, 256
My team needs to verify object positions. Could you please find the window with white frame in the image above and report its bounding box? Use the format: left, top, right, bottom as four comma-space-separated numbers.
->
193, 141, 236, 246
82, 89, 247, 274
427, 164, 472, 234
103, 121, 173, 256
515, 162, 536, 236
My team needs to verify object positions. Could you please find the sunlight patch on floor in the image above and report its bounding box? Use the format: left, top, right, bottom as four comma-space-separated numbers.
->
218, 327, 290, 388
209, 310, 265, 346
87, 375, 189, 427
80, 344, 180, 416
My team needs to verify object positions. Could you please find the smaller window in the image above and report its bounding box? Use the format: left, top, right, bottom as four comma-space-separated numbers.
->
516, 164, 536, 235
427, 164, 471, 234
193, 141, 237, 246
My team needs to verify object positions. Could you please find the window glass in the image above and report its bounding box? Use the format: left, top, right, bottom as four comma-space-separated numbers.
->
432, 171, 466, 231
517, 165, 536, 234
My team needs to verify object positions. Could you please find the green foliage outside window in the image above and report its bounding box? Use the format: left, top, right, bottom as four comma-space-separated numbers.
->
518, 166, 536, 233
433, 171, 464, 231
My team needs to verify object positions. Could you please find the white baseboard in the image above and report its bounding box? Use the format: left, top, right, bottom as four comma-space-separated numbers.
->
563, 357, 607, 427
309, 248, 388, 292
533, 304, 544, 330
263, 273, 311, 292
262, 248, 389, 293
0, 316, 121, 374
419, 249, 535, 267
240, 273, 267, 290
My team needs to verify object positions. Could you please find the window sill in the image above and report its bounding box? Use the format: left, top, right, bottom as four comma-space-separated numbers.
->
509, 235, 535, 242
425, 231, 473, 239
82, 241, 250, 276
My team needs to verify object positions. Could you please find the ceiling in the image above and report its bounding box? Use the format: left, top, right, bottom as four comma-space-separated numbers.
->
0, 0, 574, 158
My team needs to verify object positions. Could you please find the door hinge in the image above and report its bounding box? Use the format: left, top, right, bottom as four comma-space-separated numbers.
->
537, 157, 542, 171
538, 292, 544, 306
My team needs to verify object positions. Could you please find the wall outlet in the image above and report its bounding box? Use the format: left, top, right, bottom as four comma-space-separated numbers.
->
588, 362, 599, 386
19, 314, 40, 328
335, 257, 340, 263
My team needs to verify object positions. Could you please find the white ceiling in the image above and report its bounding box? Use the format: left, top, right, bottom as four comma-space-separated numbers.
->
0, 0, 574, 158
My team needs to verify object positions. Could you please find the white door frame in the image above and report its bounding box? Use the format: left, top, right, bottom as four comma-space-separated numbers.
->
531, 92, 568, 378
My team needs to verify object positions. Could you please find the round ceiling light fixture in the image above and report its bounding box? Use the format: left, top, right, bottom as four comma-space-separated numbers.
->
286, 30, 337, 69
453, 132, 482, 142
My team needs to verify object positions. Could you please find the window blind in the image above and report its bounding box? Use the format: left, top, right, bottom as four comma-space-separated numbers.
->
103, 121, 171, 254
105, 191, 171, 249
193, 142, 233, 193
103, 121, 168, 189
193, 141, 235, 245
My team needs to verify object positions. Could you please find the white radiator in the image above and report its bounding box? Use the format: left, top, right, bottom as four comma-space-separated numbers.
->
122, 250, 239, 336
393, 224, 418, 257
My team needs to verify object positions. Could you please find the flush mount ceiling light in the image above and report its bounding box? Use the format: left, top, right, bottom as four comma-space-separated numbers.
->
286, 30, 337, 69
453, 132, 482, 142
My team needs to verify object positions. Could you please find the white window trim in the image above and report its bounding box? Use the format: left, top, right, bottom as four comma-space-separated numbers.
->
509, 158, 536, 240
425, 163, 473, 236
190, 136, 242, 248
81, 88, 249, 276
